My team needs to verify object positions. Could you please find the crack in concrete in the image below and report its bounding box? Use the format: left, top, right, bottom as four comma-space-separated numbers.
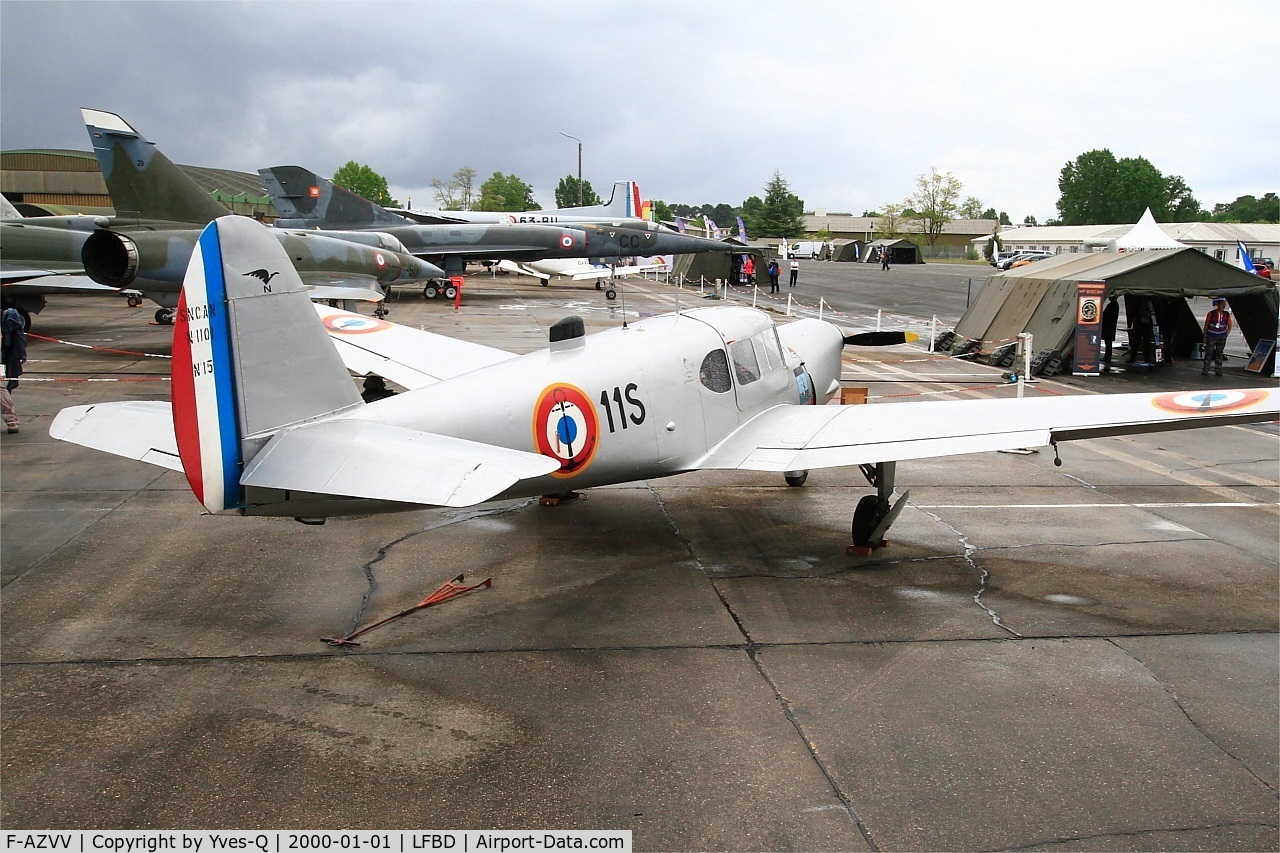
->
342, 500, 534, 639
1107, 637, 1277, 795
1001, 820, 1278, 851
916, 507, 1022, 638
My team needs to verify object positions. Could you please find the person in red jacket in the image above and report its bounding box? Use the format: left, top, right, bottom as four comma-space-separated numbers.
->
1201, 298, 1232, 376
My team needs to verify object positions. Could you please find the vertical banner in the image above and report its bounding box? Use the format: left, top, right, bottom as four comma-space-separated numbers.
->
1073, 280, 1106, 376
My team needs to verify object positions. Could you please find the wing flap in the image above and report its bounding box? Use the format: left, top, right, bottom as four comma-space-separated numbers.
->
315, 305, 516, 390
48, 401, 183, 471
701, 389, 1278, 472
240, 418, 560, 507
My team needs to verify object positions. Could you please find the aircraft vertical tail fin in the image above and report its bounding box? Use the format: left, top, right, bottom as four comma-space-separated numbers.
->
81, 108, 228, 225
260, 165, 408, 228
172, 215, 361, 512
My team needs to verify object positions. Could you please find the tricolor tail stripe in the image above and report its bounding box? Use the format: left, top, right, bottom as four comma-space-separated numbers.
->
171, 221, 242, 512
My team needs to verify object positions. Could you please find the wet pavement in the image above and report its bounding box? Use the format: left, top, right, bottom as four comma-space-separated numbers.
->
2, 266, 1277, 850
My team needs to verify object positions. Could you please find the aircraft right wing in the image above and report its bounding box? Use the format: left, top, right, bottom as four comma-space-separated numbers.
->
315, 305, 518, 390
699, 389, 1279, 472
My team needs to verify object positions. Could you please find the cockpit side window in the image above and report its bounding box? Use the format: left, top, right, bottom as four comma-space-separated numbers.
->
699, 349, 732, 393
729, 339, 761, 385
752, 330, 783, 373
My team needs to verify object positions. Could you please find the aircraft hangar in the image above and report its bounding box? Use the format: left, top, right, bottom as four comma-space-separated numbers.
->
1, 148, 274, 218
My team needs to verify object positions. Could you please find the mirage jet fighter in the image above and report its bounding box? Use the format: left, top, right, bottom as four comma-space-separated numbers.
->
50, 216, 1280, 550
260, 166, 729, 292
0, 110, 443, 323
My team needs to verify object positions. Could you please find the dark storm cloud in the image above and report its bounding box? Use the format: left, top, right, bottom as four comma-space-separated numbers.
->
3, 1, 1277, 218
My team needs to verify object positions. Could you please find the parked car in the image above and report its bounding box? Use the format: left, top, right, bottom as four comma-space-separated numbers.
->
997, 250, 1053, 270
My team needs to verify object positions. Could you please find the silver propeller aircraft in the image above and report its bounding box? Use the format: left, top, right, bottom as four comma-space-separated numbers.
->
51, 216, 1279, 550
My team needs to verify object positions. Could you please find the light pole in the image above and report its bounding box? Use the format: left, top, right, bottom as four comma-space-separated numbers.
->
558, 131, 582, 206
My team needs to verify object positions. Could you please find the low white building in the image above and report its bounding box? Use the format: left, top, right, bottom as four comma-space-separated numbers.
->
976, 221, 1280, 266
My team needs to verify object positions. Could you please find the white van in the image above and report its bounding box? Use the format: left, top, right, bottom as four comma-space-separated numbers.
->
788, 241, 827, 259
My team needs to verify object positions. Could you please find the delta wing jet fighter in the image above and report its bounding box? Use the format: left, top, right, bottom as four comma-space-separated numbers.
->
1, 110, 444, 322
51, 216, 1279, 550
394, 180, 645, 226
261, 167, 729, 285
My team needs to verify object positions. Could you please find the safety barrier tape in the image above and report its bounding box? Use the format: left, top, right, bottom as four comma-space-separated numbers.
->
28, 333, 172, 359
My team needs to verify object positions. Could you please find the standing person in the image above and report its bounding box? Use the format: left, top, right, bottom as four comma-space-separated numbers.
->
1100, 294, 1120, 370
767, 259, 780, 293
789, 257, 799, 288
881, 247, 891, 271
742, 254, 755, 286
1201, 298, 1232, 377
1, 304, 27, 394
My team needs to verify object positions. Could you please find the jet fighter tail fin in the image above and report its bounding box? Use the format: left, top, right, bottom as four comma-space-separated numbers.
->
81, 108, 229, 225
172, 215, 361, 512
260, 166, 408, 228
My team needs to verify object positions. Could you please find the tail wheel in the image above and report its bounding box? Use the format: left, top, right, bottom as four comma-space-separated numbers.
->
443, 285, 458, 300
784, 470, 809, 487
851, 495, 880, 547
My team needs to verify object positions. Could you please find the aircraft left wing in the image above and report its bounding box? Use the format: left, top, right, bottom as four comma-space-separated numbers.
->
240, 418, 560, 507
315, 305, 518, 390
699, 389, 1278, 471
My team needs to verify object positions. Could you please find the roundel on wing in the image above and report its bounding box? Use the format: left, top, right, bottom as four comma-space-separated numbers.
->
533, 383, 599, 477
322, 314, 392, 334
1152, 389, 1269, 414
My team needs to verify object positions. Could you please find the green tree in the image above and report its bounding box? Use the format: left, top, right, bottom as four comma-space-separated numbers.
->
958, 196, 986, 219
1023, 214, 1038, 226
999, 211, 1012, 225
1210, 193, 1279, 223
476, 172, 539, 212
431, 167, 478, 210
981, 207, 998, 220
1057, 149, 1204, 224
908, 167, 963, 248
332, 161, 399, 208
875, 202, 907, 239
554, 176, 602, 208
650, 199, 672, 224
745, 171, 805, 238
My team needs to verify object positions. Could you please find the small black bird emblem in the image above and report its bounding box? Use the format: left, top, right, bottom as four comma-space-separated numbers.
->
243, 269, 280, 291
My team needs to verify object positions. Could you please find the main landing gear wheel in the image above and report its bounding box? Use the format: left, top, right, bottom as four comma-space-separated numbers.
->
605, 287, 617, 300
443, 284, 458, 300
851, 495, 880, 547
126, 295, 143, 307
424, 283, 439, 298
784, 470, 809, 487
155, 308, 175, 325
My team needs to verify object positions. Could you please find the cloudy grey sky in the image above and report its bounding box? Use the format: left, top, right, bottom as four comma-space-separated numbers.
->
2, 0, 1275, 221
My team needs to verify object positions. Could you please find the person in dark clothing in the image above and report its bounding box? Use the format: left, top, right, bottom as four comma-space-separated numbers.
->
361, 375, 397, 403
767, 259, 780, 293
880, 248, 891, 271
1101, 295, 1120, 369
1, 305, 27, 393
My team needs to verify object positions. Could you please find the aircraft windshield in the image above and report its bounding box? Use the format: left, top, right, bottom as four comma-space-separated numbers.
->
729, 339, 761, 385
699, 349, 732, 393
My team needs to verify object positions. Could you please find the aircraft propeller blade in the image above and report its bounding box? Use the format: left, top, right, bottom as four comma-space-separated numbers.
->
843, 331, 920, 347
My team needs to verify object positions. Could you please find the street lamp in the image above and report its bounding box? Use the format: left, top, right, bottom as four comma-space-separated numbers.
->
558, 131, 583, 206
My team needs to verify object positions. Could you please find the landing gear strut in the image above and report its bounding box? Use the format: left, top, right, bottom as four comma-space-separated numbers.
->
850, 461, 910, 553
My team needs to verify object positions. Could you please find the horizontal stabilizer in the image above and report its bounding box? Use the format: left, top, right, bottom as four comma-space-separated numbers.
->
240, 419, 560, 507
315, 305, 517, 390
49, 401, 182, 471
302, 283, 385, 302
701, 389, 1278, 472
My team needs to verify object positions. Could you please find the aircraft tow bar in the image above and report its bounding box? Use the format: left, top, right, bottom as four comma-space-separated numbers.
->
321, 573, 491, 647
